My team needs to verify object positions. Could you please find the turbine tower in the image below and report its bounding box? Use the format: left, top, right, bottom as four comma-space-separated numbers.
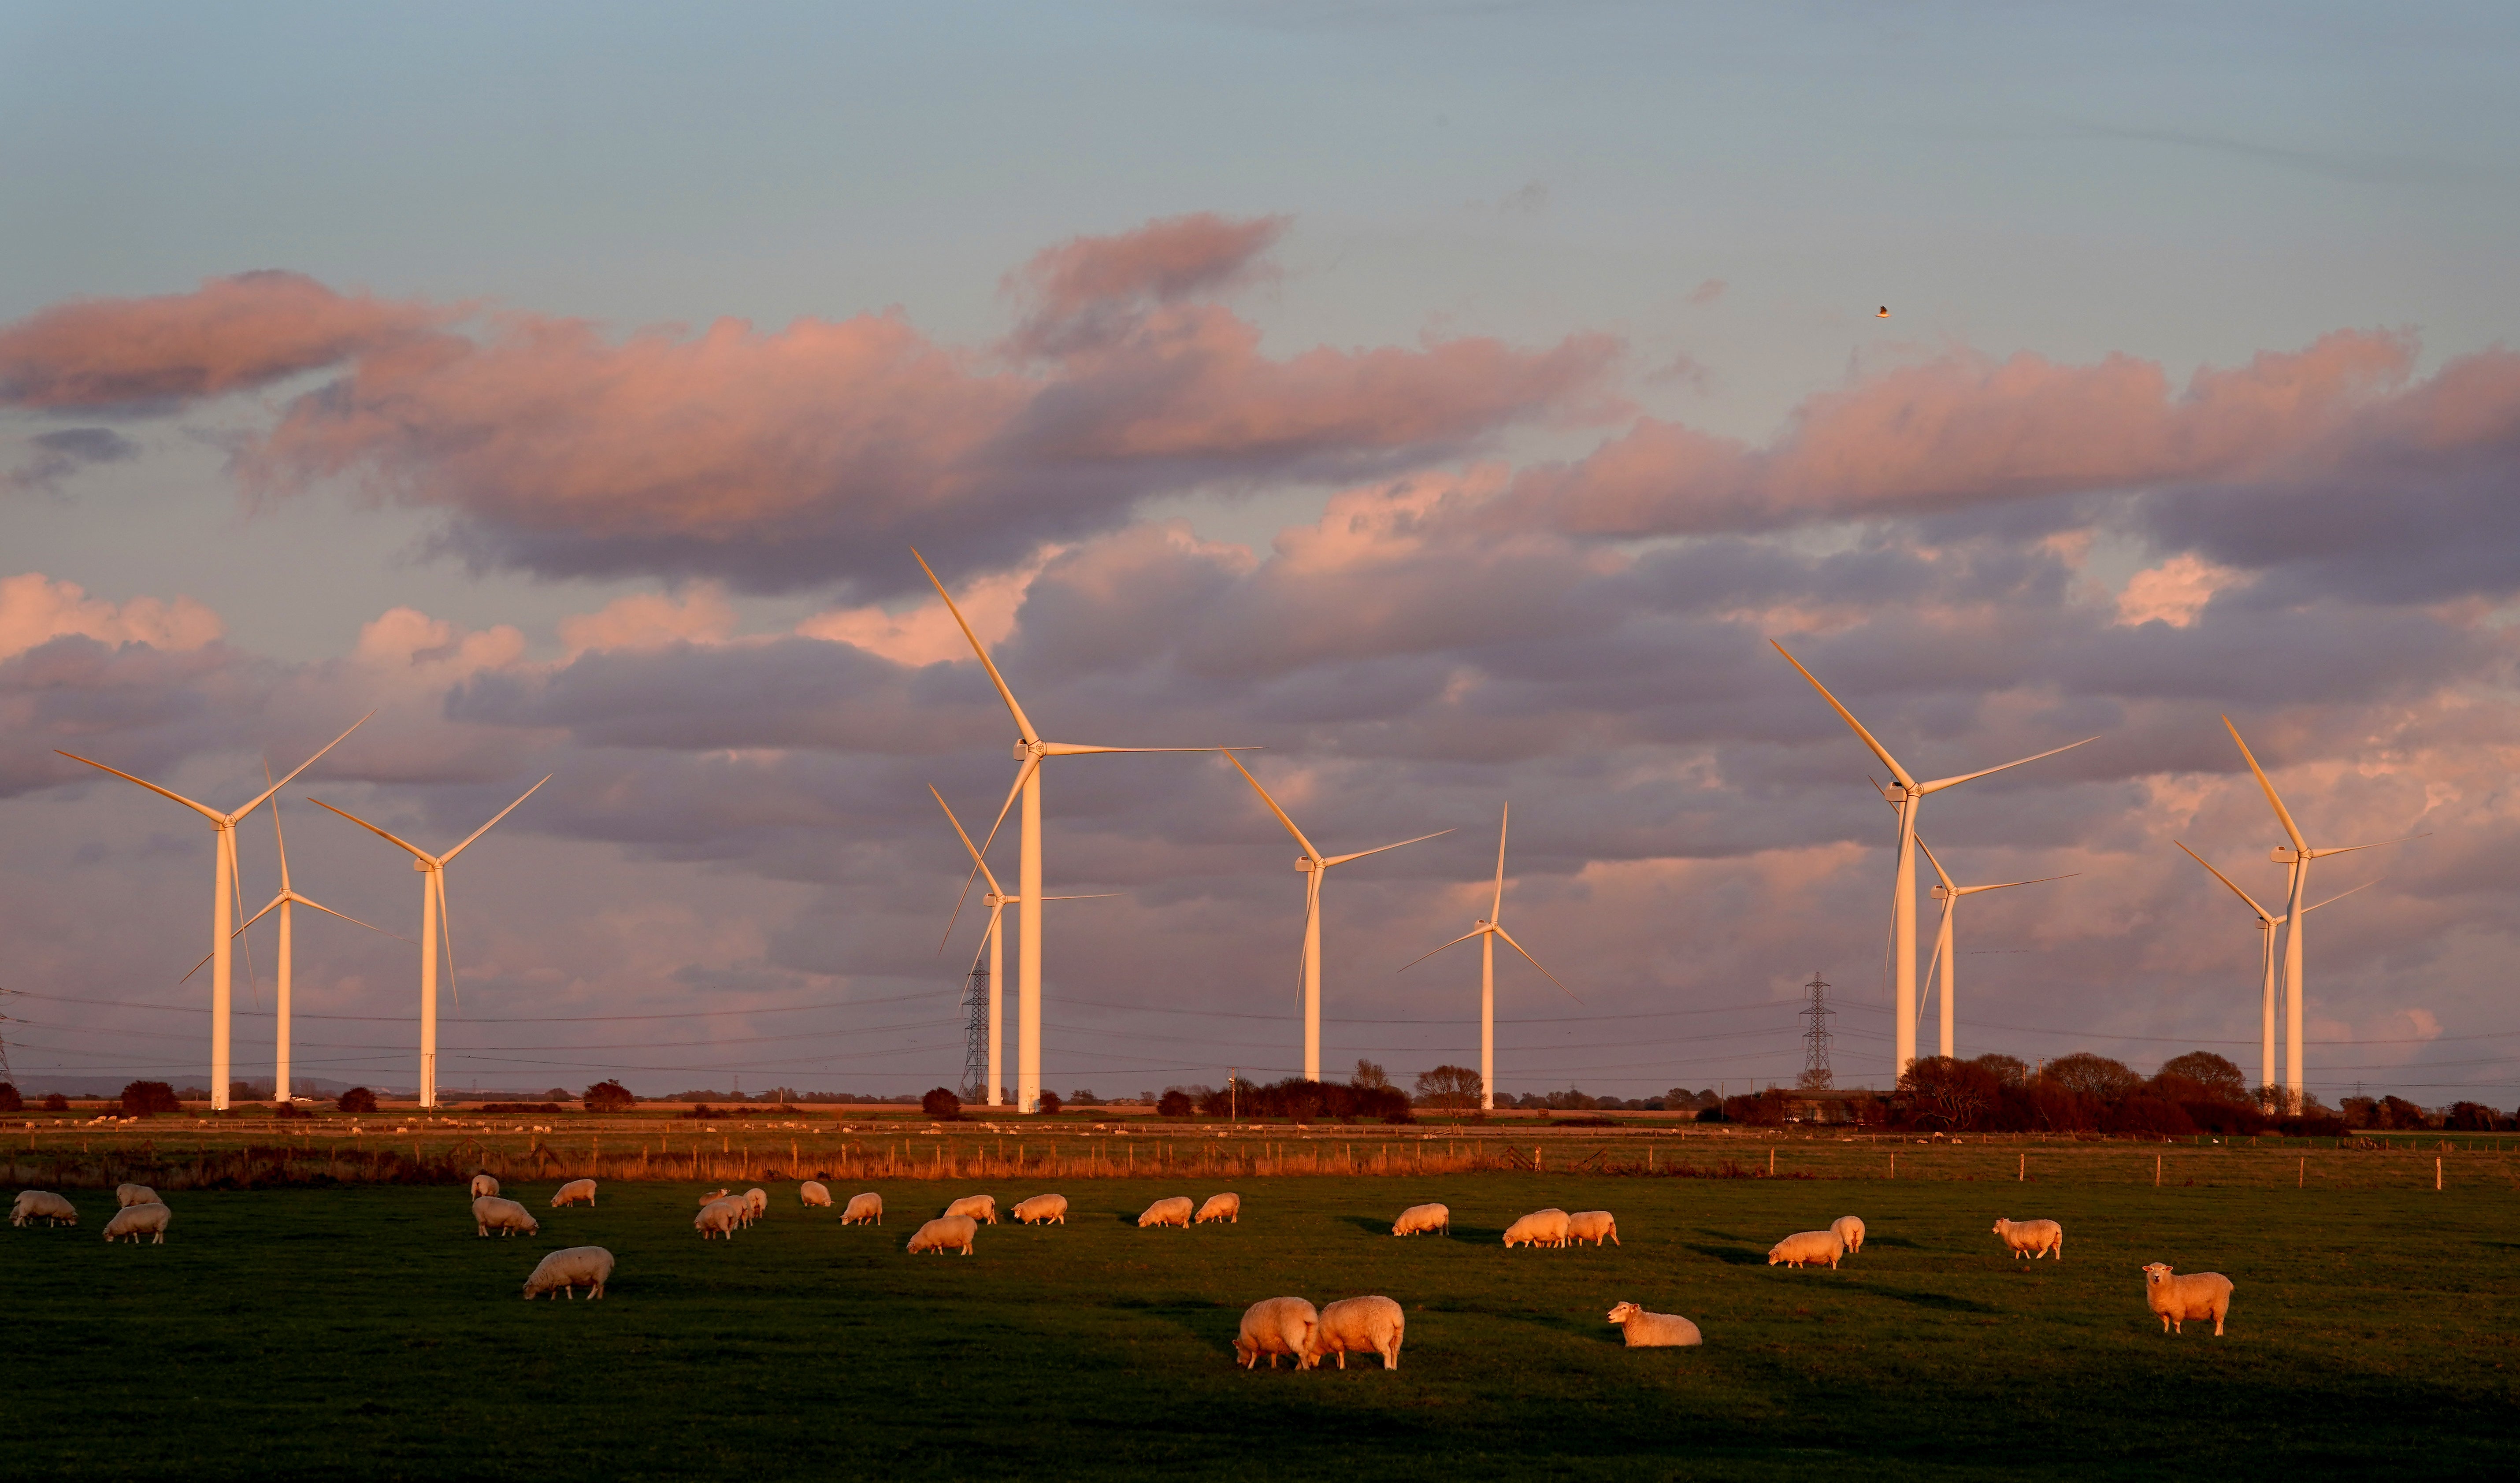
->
1774, 641, 2093, 1082
2176, 838, 2379, 1101
310, 777, 549, 1108
1914, 838, 2075, 1061
1399, 804, 1572, 1110
1225, 753, 1447, 1082
56, 713, 371, 1109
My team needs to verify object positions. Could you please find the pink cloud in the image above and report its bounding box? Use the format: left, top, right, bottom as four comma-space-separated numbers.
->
0, 573, 222, 660
1008, 212, 1288, 355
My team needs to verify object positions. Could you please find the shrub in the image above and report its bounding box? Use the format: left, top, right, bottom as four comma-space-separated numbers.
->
583, 1080, 635, 1113
1895, 1057, 2000, 1131
42, 1092, 69, 1112
480, 1102, 564, 1114
2159, 1051, 2249, 1101
1198, 1077, 1408, 1123
1694, 1105, 1727, 1123
121, 1080, 182, 1116
921, 1087, 963, 1118
1971, 1053, 2029, 1087
274, 1101, 314, 1120
1034, 1090, 1062, 1115
338, 1086, 379, 1114
2102, 1094, 2197, 1138
1412, 1064, 1483, 1110
2042, 1052, 2140, 1101
1156, 1089, 1195, 1118
2445, 1101, 2503, 1132
0, 1082, 20, 1113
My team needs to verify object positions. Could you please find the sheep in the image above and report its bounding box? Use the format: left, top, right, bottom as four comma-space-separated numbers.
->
694, 1198, 746, 1240
1195, 1192, 1241, 1225
943, 1194, 998, 1226
841, 1192, 883, 1226
1767, 1230, 1845, 1269
1567, 1210, 1620, 1247
2143, 1263, 2234, 1337
1502, 1208, 1570, 1249
473, 1196, 541, 1238
1831, 1216, 1866, 1255
1234, 1297, 1319, 1370
102, 1202, 173, 1245
1314, 1295, 1405, 1371
800, 1181, 833, 1208
1138, 1196, 1195, 1229
115, 1183, 159, 1208
695, 1187, 730, 1206
469, 1173, 501, 1199
742, 1188, 769, 1225
1013, 1194, 1069, 1226
1604, 1301, 1703, 1348
11, 1190, 77, 1227
1992, 1217, 2064, 1261
1392, 1202, 1451, 1238
523, 1246, 615, 1301
549, 1179, 598, 1209
906, 1214, 978, 1256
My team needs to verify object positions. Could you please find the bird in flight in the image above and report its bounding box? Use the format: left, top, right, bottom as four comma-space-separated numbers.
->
1876, 306, 1891, 318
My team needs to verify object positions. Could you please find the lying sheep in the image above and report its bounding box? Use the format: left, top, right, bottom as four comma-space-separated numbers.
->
523, 1245, 615, 1301
11, 1190, 77, 1227
1013, 1194, 1068, 1226
742, 1188, 768, 1225
473, 1196, 541, 1238
1392, 1202, 1450, 1238
841, 1192, 883, 1226
1503, 1208, 1570, 1249
469, 1173, 500, 1199
1831, 1215, 1866, 1255
1195, 1193, 1241, 1225
696, 1188, 730, 1207
907, 1214, 978, 1256
800, 1181, 833, 1208
694, 1198, 746, 1241
1315, 1295, 1405, 1370
116, 1183, 159, 1208
943, 1194, 998, 1226
1993, 1217, 2064, 1261
550, 1179, 598, 1209
1567, 1210, 1620, 1247
2143, 1263, 2234, 1337
1234, 1297, 1319, 1370
1605, 1300, 1702, 1347
1138, 1196, 1195, 1229
102, 1201, 172, 1245
1767, 1230, 1845, 1269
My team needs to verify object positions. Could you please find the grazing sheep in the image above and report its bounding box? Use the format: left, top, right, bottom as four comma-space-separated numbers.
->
1567, 1210, 1620, 1247
1234, 1297, 1319, 1370
115, 1183, 159, 1208
11, 1190, 77, 1227
473, 1196, 541, 1238
742, 1188, 768, 1225
102, 1202, 172, 1245
523, 1246, 615, 1301
1195, 1193, 1242, 1225
841, 1192, 883, 1226
2143, 1263, 2234, 1337
1315, 1295, 1405, 1371
1503, 1208, 1571, 1249
1993, 1217, 2064, 1261
1392, 1203, 1451, 1238
469, 1173, 500, 1199
549, 1179, 598, 1209
694, 1198, 745, 1240
696, 1188, 730, 1206
907, 1214, 978, 1256
1013, 1194, 1069, 1226
1767, 1230, 1845, 1269
1831, 1216, 1866, 1255
1604, 1301, 1703, 1348
1138, 1196, 1195, 1229
943, 1194, 998, 1225
800, 1181, 833, 1208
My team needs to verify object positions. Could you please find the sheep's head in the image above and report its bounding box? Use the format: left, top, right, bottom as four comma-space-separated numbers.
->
1991, 1219, 2009, 1234
1606, 1301, 1642, 1324
2142, 1262, 2175, 1285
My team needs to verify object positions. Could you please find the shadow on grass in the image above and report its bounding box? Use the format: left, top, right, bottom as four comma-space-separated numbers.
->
1447, 1225, 1506, 1245
1685, 1242, 1768, 1266
1853, 1285, 2002, 1314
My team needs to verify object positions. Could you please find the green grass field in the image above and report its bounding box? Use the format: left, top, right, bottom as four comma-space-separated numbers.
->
7, 1173, 2513, 1481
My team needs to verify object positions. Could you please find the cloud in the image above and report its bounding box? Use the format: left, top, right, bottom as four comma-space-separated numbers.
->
1686, 278, 1726, 306
4, 427, 141, 492
1007, 212, 1288, 355
2115, 554, 2246, 628
0, 573, 222, 661
558, 585, 736, 656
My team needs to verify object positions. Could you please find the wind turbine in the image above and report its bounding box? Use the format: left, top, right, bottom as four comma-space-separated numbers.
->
912, 548, 1240, 1113
308, 777, 550, 1109
1398, 804, 1572, 1111
55, 713, 372, 1110
929, 786, 1115, 1106
1225, 753, 1448, 1083
1774, 641, 2094, 1081
2216, 713, 2419, 1109
1913, 838, 2075, 1061
2175, 841, 2377, 1100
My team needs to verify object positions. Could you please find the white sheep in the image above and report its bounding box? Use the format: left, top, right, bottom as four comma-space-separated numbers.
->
523, 1246, 615, 1301
102, 1201, 173, 1245
1234, 1297, 1319, 1370
1605, 1301, 1702, 1347
742, 1188, 768, 1225
1314, 1295, 1405, 1370
943, 1194, 998, 1225
694, 1198, 746, 1240
1831, 1215, 1866, 1255
1013, 1194, 1069, 1226
11, 1190, 77, 1227
841, 1192, 883, 1225
1138, 1196, 1195, 1229
800, 1181, 833, 1208
115, 1183, 159, 1208
695, 1187, 730, 1206
907, 1214, 978, 1256
469, 1173, 501, 1199
1392, 1203, 1450, 1237
1767, 1230, 1844, 1268
1195, 1192, 1241, 1225
1567, 1210, 1620, 1247
1502, 1208, 1570, 1249
1992, 1217, 2064, 1261
473, 1196, 541, 1238
2143, 1263, 2234, 1336
549, 1179, 598, 1209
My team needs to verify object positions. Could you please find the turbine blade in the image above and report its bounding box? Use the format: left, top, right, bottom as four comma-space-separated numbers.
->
307, 798, 436, 863
231, 841, 260, 1013
2222, 717, 2308, 853
2303, 879, 2380, 914
1494, 925, 1580, 1004
437, 872, 459, 1007
1397, 927, 1487, 974
441, 775, 550, 863
1919, 735, 2098, 795
1956, 871, 2080, 895
1490, 804, 1509, 925
2175, 841, 2278, 924
291, 893, 407, 940
1919, 926, 1945, 1032
1225, 753, 1324, 864
930, 785, 1002, 953
975, 754, 1040, 864
1772, 641, 1918, 790
52, 752, 224, 823
265, 759, 293, 893
232, 710, 375, 822
1321, 829, 1452, 868
2307, 831, 2429, 860
968, 908, 998, 979
236, 894, 286, 934
179, 948, 214, 984
1915, 835, 1958, 891
929, 786, 1004, 894
1039, 893, 1122, 901
912, 548, 1040, 744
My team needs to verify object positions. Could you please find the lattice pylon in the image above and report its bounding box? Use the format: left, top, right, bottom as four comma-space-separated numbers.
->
960, 964, 989, 1103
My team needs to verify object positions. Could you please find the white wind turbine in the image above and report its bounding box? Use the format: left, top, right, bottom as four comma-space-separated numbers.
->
56, 713, 372, 1110
1913, 837, 2075, 1062
1774, 641, 2094, 1082
913, 548, 1240, 1113
1225, 753, 1448, 1083
2175, 841, 2376, 1100
1399, 804, 1572, 1111
309, 777, 550, 1109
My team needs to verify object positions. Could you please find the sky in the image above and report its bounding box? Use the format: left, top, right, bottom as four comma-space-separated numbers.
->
5, 1, 2519, 1104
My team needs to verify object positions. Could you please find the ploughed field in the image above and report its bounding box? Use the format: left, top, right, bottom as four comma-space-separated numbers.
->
7, 1175, 2513, 1481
